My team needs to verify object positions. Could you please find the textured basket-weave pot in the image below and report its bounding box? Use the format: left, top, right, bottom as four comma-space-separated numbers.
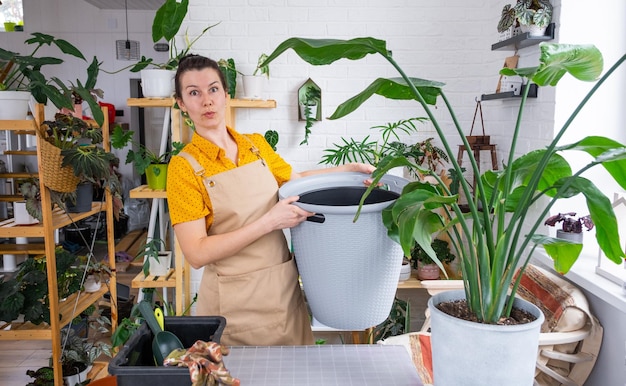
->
39, 139, 79, 193
279, 172, 408, 330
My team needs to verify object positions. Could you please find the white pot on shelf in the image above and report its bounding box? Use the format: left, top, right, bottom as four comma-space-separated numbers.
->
242, 75, 265, 100
0, 91, 31, 120
148, 251, 172, 277
13, 201, 39, 225
84, 275, 102, 293
140, 69, 176, 98
520, 23, 548, 37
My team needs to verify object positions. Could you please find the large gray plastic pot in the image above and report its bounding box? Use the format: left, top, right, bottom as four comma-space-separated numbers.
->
279, 172, 408, 330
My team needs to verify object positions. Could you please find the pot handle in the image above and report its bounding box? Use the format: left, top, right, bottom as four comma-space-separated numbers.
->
306, 213, 326, 223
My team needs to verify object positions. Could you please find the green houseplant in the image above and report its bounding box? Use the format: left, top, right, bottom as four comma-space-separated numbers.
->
411, 238, 456, 280
0, 32, 104, 124
241, 53, 270, 100
111, 125, 184, 190
263, 37, 626, 384
299, 85, 321, 145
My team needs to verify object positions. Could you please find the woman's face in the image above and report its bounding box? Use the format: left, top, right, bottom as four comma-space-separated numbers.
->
177, 67, 228, 132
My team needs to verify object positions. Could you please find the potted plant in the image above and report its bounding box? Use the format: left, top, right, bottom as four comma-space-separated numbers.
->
262, 38, 625, 384
299, 85, 321, 145
544, 212, 594, 243
133, 237, 172, 277
26, 307, 112, 385
514, 0, 553, 36
241, 53, 270, 100
111, 125, 184, 190
105, 0, 220, 98
319, 117, 433, 176
36, 113, 123, 215
216, 57, 239, 99
0, 249, 82, 326
79, 257, 112, 293
411, 238, 456, 280
0, 32, 104, 124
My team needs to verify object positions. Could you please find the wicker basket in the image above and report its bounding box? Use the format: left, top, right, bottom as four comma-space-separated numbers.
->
39, 139, 80, 193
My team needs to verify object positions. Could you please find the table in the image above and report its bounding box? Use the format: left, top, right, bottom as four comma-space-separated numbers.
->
224, 345, 423, 385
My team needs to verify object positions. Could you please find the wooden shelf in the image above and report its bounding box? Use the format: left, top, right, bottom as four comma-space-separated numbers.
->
0, 119, 38, 132
0, 172, 39, 179
491, 23, 555, 51
132, 269, 177, 289
0, 202, 106, 238
4, 150, 37, 156
0, 286, 109, 340
0, 194, 26, 202
0, 243, 46, 255
129, 184, 166, 199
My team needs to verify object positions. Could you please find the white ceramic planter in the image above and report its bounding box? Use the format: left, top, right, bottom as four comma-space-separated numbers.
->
429, 290, 544, 385
140, 69, 176, 98
84, 275, 102, 293
0, 91, 31, 120
148, 251, 172, 277
63, 364, 91, 386
242, 75, 265, 100
13, 201, 39, 225
557, 229, 583, 243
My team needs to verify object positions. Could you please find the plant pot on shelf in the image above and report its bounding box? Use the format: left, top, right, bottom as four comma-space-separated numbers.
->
428, 290, 544, 385
556, 229, 584, 243
0, 91, 31, 120
417, 261, 440, 280
242, 75, 265, 100
39, 139, 80, 193
84, 274, 102, 293
13, 201, 39, 225
62, 363, 91, 386
146, 164, 168, 189
140, 69, 176, 98
147, 251, 172, 277
278, 172, 408, 330
520, 23, 548, 37
3, 22, 16, 31
399, 258, 411, 282
66, 182, 94, 213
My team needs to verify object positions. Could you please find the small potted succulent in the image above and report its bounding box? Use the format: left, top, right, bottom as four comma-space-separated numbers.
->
544, 212, 594, 243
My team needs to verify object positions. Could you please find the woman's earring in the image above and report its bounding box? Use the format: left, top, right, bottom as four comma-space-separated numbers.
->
182, 111, 195, 130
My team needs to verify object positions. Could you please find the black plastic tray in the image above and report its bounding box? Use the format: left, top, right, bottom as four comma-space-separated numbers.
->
108, 316, 226, 386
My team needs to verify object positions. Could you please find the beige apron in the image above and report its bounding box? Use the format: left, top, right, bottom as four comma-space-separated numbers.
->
178, 146, 313, 346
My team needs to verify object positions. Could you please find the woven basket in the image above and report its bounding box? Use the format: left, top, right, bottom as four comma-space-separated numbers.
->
39, 139, 80, 193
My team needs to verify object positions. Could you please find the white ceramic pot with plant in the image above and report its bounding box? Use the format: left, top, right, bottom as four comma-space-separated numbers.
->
0, 91, 31, 120
140, 69, 176, 98
241, 53, 270, 100
262, 37, 620, 385
13, 201, 39, 225
148, 251, 172, 277
83, 275, 102, 293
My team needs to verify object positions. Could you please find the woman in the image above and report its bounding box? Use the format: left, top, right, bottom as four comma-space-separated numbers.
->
167, 54, 374, 346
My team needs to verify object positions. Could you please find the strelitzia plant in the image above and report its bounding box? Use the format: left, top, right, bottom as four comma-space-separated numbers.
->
262, 38, 626, 324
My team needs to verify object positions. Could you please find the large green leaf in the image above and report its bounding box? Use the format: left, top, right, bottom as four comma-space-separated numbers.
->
534, 235, 583, 273
152, 0, 189, 43
329, 77, 443, 120
500, 43, 603, 86
263, 37, 388, 67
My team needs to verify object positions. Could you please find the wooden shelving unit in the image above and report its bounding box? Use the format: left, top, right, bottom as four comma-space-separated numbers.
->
126, 97, 277, 315
0, 105, 117, 386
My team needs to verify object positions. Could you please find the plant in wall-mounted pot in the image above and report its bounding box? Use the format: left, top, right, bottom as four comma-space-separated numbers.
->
104, 0, 220, 98
544, 212, 594, 243
299, 85, 321, 145
111, 125, 184, 190
263, 37, 625, 385
0, 32, 104, 123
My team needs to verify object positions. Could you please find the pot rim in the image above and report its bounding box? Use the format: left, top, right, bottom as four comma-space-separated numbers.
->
279, 172, 408, 214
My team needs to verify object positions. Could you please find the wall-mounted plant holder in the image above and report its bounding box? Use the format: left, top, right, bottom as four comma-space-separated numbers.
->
298, 79, 321, 122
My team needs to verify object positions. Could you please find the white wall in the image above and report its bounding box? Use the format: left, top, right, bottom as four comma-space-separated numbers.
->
5, 0, 625, 383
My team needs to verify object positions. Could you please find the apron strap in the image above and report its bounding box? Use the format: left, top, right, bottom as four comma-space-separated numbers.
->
178, 151, 205, 176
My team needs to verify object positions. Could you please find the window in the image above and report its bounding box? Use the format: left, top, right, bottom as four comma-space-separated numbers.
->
1, 0, 23, 31
596, 193, 626, 289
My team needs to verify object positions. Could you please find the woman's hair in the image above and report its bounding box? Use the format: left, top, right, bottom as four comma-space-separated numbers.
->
174, 54, 227, 99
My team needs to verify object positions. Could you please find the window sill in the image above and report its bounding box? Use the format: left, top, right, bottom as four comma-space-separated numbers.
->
533, 249, 626, 313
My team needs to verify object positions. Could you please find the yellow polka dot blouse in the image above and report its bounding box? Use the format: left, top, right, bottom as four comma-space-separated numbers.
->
167, 127, 292, 228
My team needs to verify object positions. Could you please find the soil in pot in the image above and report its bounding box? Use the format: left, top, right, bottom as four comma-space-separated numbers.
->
436, 299, 537, 325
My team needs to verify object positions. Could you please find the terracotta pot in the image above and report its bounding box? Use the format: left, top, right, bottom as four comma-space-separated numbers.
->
417, 262, 441, 280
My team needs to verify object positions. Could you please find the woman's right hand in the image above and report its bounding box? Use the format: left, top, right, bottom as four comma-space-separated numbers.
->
265, 195, 314, 231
